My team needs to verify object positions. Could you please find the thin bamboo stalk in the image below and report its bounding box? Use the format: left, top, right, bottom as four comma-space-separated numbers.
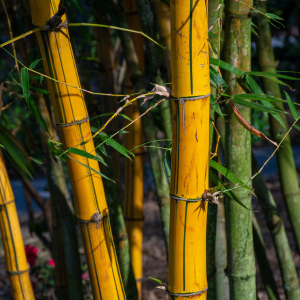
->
113, 0, 171, 252
0, 150, 35, 299
28, 2, 125, 299
37, 94, 84, 300
134, 0, 172, 142
168, 0, 210, 298
252, 155, 300, 300
252, 213, 279, 300
254, 0, 300, 254
215, 117, 229, 300
223, 0, 256, 298
153, 0, 172, 81
124, 1, 144, 298
94, 7, 138, 299
206, 1, 223, 298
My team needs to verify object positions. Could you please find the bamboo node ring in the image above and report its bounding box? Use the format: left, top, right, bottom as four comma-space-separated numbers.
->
56, 116, 89, 127
7, 269, 29, 276
0, 199, 15, 206
161, 287, 208, 297
171, 92, 211, 101
76, 213, 109, 224
169, 194, 202, 202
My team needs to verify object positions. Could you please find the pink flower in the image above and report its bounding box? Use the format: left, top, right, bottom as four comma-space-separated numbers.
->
25, 245, 38, 267
82, 272, 89, 280
48, 259, 55, 267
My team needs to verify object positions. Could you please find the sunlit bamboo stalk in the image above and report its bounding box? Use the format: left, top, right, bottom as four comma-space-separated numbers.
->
168, 0, 210, 298
123, 1, 144, 298
223, 0, 256, 298
28, 2, 125, 299
0, 150, 35, 300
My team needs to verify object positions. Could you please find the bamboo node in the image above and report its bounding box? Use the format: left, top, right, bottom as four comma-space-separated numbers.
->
7, 269, 29, 276
76, 213, 109, 224
44, 7, 68, 31
91, 213, 102, 222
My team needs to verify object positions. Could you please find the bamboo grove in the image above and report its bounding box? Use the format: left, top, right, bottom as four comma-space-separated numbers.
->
0, 0, 300, 300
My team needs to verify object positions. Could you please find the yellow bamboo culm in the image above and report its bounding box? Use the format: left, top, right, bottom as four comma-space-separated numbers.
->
168, 0, 210, 299
28, 1, 125, 299
0, 150, 35, 300
124, 1, 144, 298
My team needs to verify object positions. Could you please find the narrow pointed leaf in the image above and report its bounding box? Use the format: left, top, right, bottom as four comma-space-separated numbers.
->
284, 91, 299, 120
68, 147, 108, 166
67, 155, 114, 182
21, 68, 29, 105
29, 58, 43, 69
210, 57, 244, 76
209, 171, 251, 211
209, 160, 254, 195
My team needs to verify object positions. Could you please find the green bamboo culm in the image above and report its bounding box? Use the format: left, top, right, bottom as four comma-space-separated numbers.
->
135, 0, 172, 141
113, 0, 171, 252
252, 155, 300, 300
37, 94, 84, 300
224, 0, 256, 298
254, 0, 300, 254
252, 213, 280, 300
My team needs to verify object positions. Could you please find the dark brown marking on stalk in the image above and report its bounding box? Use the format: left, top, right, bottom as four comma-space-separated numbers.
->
195, 130, 198, 142
176, 0, 201, 32
183, 148, 196, 194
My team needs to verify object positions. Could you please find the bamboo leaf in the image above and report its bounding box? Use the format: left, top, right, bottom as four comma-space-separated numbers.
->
210, 94, 225, 119
29, 97, 48, 133
90, 113, 132, 122
68, 147, 108, 167
148, 277, 163, 286
209, 58, 244, 76
245, 71, 300, 81
0, 125, 33, 177
67, 155, 114, 182
21, 68, 29, 106
284, 91, 299, 120
209, 171, 251, 211
162, 142, 172, 184
294, 125, 300, 131
40, 76, 43, 86
29, 85, 50, 95
265, 13, 284, 20
29, 58, 43, 69
209, 160, 254, 195
231, 97, 287, 114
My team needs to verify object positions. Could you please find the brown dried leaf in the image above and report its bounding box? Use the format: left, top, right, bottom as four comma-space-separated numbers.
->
229, 101, 278, 147
151, 84, 171, 98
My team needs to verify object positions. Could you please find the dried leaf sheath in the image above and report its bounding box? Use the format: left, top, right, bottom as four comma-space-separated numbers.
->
168, 0, 210, 298
228, 101, 278, 146
28, 1, 125, 299
0, 150, 35, 299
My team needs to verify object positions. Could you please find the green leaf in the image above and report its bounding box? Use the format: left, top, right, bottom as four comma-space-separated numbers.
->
266, 13, 284, 20
210, 94, 225, 119
68, 147, 108, 167
0, 125, 33, 177
67, 155, 114, 182
29, 97, 48, 133
209, 171, 251, 211
231, 98, 287, 114
148, 277, 163, 286
284, 91, 299, 120
29, 85, 50, 95
245, 71, 300, 81
209, 160, 254, 195
91, 127, 134, 159
40, 76, 44, 86
90, 113, 132, 122
210, 58, 244, 76
162, 141, 172, 184
294, 125, 300, 131
21, 68, 29, 106
29, 58, 43, 70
